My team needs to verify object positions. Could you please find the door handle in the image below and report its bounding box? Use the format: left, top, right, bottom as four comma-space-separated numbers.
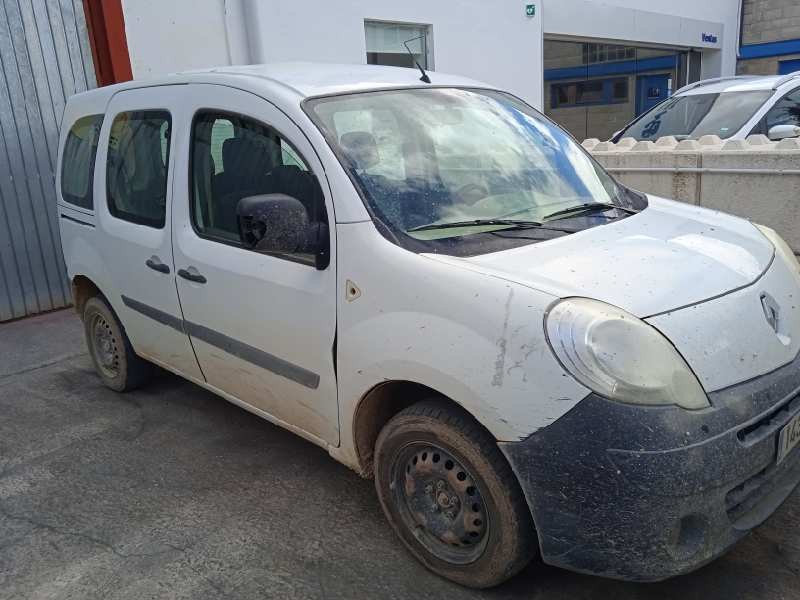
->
177, 266, 207, 284
145, 256, 170, 274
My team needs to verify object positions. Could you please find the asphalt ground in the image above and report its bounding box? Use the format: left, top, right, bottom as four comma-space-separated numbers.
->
1, 309, 798, 599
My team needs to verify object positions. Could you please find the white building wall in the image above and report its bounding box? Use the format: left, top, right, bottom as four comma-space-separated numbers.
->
543, 0, 739, 77
239, 0, 544, 108
121, 0, 231, 78
120, 0, 738, 109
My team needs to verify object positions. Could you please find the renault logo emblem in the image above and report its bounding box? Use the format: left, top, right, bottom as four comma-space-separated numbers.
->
760, 292, 780, 333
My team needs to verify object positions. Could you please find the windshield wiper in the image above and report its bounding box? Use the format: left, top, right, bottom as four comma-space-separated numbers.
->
542, 202, 637, 222
408, 219, 574, 233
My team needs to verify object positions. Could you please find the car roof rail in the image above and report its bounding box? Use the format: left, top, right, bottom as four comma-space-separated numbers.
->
674, 75, 761, 95
773, 71, 800, 89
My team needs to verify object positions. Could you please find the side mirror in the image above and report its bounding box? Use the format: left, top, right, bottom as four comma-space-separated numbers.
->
236, 194, 330, 270
237, 193, 309, 254
768, 124, 800, 141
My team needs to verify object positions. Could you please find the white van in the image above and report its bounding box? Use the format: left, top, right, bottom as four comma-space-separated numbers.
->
57, 63, 800, 588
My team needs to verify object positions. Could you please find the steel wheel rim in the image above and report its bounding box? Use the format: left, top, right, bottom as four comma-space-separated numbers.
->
390, 442, 489, 565
90, 313, 120, 379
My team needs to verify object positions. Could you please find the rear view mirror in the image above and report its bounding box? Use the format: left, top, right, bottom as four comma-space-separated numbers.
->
237, 194, 309, 254
768, 124, 800, 141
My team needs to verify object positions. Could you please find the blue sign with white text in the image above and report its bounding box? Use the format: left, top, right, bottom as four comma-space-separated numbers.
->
702, 33, 718, 44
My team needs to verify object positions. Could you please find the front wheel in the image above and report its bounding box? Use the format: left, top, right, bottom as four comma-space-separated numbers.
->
374, 399, 537, 588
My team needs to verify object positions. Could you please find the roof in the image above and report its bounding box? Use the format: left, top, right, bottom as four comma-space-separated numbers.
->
678, 73, 800, 95
65, 62, 497, 117
181, 62, 493, 99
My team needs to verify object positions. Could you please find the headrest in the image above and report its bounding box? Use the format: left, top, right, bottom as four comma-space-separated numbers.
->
339, 131, 379, 171
222, 135, 278, 178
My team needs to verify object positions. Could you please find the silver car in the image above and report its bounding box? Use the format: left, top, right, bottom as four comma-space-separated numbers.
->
612, 72, 800, 142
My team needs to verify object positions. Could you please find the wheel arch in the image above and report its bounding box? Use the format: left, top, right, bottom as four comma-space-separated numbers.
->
351, 380, 497, 478
71, 274, 104, 315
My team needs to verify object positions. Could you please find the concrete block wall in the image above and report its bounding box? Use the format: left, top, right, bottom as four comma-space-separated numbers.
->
742, 0, 800, 45
583, 135, 800, 250
737, 53, 800, 75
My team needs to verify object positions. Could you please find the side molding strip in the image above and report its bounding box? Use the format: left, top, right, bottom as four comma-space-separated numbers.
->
60, 214, 95, 228
122, 295, 184, 332
120, 295, 320, 389
184, 321, 320, 390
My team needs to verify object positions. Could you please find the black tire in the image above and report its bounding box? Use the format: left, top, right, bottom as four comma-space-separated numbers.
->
374, 399, 537, 588
83, 295, 151, 392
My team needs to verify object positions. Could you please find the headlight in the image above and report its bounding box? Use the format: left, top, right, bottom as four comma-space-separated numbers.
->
755, 224, 799, 271
545, 298, 709, 410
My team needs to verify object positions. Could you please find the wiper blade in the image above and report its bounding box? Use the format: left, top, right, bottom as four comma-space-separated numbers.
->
406, 218, 580, 233
542, 202, 637, 222
408, 218, 541, 232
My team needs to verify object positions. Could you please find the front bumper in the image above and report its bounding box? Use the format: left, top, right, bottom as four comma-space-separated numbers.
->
499, 353, 800, 582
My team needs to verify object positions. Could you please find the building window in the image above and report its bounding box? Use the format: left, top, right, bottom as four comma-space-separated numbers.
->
582, 44, 635, 65
544, 39, 693, 140
612, 79, 629, 102
365, 21, 432, 70
551, 77, 629, 108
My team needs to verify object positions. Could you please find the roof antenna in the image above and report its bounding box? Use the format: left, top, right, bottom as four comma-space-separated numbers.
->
403, 35, 431, 83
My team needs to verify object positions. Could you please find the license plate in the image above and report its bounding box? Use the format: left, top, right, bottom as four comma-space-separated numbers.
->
777, 411, 800, 464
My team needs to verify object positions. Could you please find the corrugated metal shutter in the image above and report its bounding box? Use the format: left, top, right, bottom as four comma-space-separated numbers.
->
0, 0, 96, 321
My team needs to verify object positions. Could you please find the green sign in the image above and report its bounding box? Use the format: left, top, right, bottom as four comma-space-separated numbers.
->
526, 4, 535, 17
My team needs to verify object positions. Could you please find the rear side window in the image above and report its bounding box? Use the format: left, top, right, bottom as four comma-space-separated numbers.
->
61, 114, 103, 209
106, 110, 171, 228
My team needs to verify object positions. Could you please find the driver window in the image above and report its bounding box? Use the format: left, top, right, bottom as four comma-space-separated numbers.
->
190, 110, 327, 261
765, 89, 800, 130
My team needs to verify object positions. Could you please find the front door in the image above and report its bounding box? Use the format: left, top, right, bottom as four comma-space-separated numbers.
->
170, 84, 339, 445
95, 86, 202, 379
636, 74, 671, 115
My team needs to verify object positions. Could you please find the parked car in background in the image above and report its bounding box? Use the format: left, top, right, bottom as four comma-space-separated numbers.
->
611, 72, 800, 142
57, 63, 800, 588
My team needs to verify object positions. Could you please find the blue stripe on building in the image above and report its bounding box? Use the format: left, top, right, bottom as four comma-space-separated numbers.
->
739, 38, 800, 60
544, 55, 679, 81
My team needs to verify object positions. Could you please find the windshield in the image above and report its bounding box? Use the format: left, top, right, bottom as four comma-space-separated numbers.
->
305, 88, 639, 250
618, 90, 772, 141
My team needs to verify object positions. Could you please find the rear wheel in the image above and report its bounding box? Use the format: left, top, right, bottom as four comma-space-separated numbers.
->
374, 399, 537, 588
83, 296, 151, 392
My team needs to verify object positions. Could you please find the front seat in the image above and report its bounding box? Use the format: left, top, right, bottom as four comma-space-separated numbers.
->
212, 135, 278, 233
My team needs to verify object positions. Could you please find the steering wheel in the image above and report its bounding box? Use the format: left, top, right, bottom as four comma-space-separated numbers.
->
455, 183, 490, 205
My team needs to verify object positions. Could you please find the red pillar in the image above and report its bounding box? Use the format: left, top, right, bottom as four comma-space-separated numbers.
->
83, 0, 133, 86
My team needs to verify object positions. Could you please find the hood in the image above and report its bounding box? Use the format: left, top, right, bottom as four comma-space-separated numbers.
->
424, 196, 774, 317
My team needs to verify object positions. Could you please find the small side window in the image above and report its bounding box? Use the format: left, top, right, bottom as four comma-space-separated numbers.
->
106, 110, 171, 228
190, 110, 327, 265
61, 114, 103, 209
